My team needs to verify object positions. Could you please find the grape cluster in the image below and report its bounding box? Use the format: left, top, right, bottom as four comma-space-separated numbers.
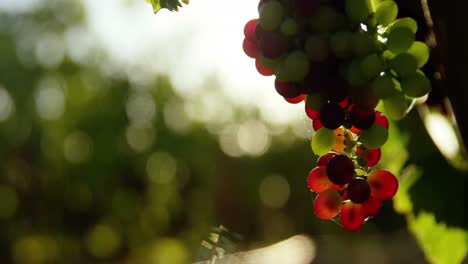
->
243, 0, 432, 230
308, 153, 398, 230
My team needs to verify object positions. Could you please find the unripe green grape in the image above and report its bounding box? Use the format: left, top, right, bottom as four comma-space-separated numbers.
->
352, 32, 378, 58
382, 49, 396, 61
305, 35, 329, 62
284, 50, 310, 81
386, 27, 415, 54
259, 0, 285, 31
274, 61, 288, 81
359, 124, 389, 149
401, 70, 431, 98
260, 54, 282, 69
311, 128, 335, 156
407, 41, 430, 68
347, 59, 366, 87
387, 17, 418, 34
361, 54, 385, 80
345, 0, 372, 24
375, 1, 398, 26
281, 17, 299, 36
371, 74, 398, 99
309, 6, 344, 33
390, 53, 418, 77
382, 91, 414, 120
330, 31, 353, 58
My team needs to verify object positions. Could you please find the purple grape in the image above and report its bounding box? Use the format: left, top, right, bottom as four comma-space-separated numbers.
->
350, 107, 376, 129
319, 102, 345, 130
259, 31, 289, 59
321, 78, 348, 104
274, 79, 301, 98
326, 154, 355, 185
347, 178, 371, 203
293, 0, 319, 17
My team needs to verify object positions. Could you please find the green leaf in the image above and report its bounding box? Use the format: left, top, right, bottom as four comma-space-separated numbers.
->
146, 0, 189, 13
409, 212, 468, 264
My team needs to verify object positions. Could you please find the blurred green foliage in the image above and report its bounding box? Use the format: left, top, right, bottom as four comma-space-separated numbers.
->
0, 1, 466, 264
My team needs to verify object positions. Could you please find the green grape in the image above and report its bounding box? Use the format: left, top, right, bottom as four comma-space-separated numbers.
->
305, 35, 329, 62
260, 55, 282, 69
284, 50, 310, 81
330, 31, 353, 58
359, 124, 389, 149
382, 49, 396, 61
391, 53, 418, 77
361, 54, 385, 80
281, 17, 299, 36
386, 27, 415, 53
352, 32, 378, 58
387, 17, 418, 34
259, 0, 285, 31
347, 59, 366, 87
382, 91, 414, 120
309, 7, 344, 33
274, 61, 288, 81
375, 1, 398, 26
345, 0, 372, 24
407, 41, 430, 68
307, 93, 325, 111
311, 128, 335, 156
401, 70, 431, 98
371, 73, 398, 99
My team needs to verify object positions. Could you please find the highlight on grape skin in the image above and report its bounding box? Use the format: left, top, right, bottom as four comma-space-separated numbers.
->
242, 0, 431, 231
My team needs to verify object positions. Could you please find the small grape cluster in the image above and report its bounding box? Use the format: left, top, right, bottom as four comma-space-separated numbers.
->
242, 0, 432, 230
308, 153, 398, 230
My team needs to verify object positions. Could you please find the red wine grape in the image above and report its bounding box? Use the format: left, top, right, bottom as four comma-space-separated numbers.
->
326, 154, 355, 185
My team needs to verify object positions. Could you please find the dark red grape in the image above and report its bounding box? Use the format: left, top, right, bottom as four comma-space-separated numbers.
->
243, 38, 259, 58
319, 102, 345, 130
321, 79, 349, 104
313, 118, 324, 131
356, 146, 381, 167
375, 111, 389, 129
350, 92, 379, 111
347, 178, 371, 203
244, 19, 259, 41
293, 0, 319, 16
340, 202, 366, 231
275, 79, 301, 98
259, 31, 289, 59
338, 96, 349, 108
326, 154, 355, 185
305, 103, 320, 120
255, 58, 274, 76
362, 196, 381, 216
284, 94, 305, 104
350, 107, 376, 130
306, 59, 339, 89
317, 152, 337, 166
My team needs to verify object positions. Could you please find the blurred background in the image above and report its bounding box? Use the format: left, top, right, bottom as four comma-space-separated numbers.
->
0, 0, 466, 263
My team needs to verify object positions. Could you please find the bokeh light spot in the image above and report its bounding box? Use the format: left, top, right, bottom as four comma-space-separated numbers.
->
64, 131, 93, 164
146, 152, 177, 184
259, 175, 290, 209
86, 224, 121, 258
